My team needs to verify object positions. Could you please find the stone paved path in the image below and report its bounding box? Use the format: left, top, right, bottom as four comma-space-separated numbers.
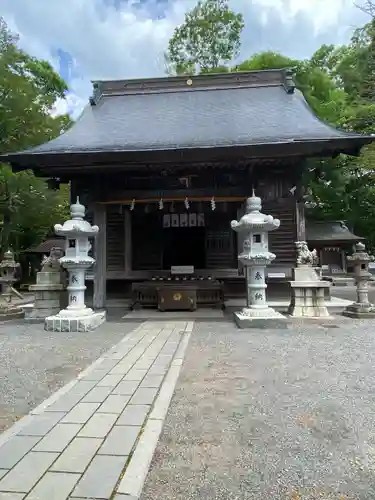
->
0, 320, 193, 499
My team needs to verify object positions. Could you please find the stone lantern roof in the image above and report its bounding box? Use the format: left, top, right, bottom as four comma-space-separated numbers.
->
54, 198, 99, 237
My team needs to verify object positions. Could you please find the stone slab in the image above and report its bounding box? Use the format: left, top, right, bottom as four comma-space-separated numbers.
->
0, 436, 40, 469
60, 402, 101, 424
112, 380, 140, 395
97, 373, 124, 387
44, 381, 96, 412
117, 405, 150, 426
140, 375, 164, 388
18, 412, 66, 437
0, 494, 25, 499
113, 495, 138, 500
33, 423, 82, 452
71, 455, 127, 499
0, 452, 58, 493
26, 471, 80, 500
78, 413, 117, 438
81, 386, 113, 403
129, 388, 158, 405
97, 395, 131, 414
51, 437, 103, 473
122, 369, 147, 381
98, 425, 140, 456
147, 366, 168, 376
79, 369, 109, 382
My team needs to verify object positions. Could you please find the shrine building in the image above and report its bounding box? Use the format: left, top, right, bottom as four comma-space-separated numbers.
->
1, 69, 372, 310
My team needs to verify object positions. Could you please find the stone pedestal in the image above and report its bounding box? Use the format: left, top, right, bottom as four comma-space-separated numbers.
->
26, 272, 64, 321
289, 282, 330, 318
288, 263, 330, 318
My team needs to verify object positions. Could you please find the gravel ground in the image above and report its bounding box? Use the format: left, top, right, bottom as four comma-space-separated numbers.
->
0, 319, 138, 432
141, 318, 375, 500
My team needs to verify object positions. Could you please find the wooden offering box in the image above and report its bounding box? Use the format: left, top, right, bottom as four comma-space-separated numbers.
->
131, 276, 223, 310
157, 285, 197, 311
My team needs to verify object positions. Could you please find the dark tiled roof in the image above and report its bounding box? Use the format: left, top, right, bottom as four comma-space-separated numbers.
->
1, 69, 372, 165
26, 238, 65, 253
306, 221, 363, 242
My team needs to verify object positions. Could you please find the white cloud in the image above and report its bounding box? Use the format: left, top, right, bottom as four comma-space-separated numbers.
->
0, 0, 369, 117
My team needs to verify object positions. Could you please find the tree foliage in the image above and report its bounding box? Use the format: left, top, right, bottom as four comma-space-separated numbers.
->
0, 17, 71, 260
166, 0, 244, 75
165, 0, 375, 248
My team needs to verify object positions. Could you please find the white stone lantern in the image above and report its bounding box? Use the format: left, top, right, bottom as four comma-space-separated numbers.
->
45, 198, 106, 332
231, 192, 285, 327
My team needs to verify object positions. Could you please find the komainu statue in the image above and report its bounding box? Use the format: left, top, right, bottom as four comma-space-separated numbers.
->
295, 241, 318, 267
41, 247, 64, 272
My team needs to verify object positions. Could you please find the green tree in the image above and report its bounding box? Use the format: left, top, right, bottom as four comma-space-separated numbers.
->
0, 17, 71, 259
166, 0, 244, 75
233, 48, 375, 248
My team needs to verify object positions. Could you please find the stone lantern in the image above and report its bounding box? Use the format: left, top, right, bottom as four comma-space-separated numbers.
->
343, 242, 375, 318
0, 250, 23, 319
45, 197, 106, 332
231, 192, 285, 327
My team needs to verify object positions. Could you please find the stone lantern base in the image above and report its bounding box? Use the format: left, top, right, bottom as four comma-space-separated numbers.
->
342, 302, 375, 319
0, 304, 24, 321
234, 307, 286, 329
45, 310, 106, 332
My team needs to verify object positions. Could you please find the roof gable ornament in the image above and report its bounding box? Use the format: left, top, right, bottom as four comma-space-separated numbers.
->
89, 82, 102, 106
283, 69, 295, 94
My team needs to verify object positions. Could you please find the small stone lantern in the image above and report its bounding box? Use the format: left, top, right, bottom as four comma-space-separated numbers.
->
231, 192, 285, 327
45, 197, 106, 332
343, 242, 375, 318
0, 250, 23, 319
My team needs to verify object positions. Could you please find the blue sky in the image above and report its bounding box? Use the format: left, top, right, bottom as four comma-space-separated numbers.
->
0, 0, 369, 117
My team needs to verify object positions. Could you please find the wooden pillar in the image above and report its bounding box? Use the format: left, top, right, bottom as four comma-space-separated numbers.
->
295, 201, 306, 241
236, 202, 246, 276
124, 209, 132, 277
93, 203, 107, 310
341, 248, 347, 273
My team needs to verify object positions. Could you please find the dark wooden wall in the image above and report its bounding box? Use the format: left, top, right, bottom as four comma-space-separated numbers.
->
71, 159, 304, 277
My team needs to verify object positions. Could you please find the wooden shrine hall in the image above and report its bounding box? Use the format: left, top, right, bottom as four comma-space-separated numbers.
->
1, 69, 373, 311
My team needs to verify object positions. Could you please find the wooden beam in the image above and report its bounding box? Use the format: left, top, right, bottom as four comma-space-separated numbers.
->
124, 210, 132, 277
93, 203, 107, 309
100, 196, 247, 205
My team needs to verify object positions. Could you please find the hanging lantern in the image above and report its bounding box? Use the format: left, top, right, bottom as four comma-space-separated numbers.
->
130, 199, 135, 211
184, 197, 190, 210
159, 198, 164, 210
211, 196, 216, 211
